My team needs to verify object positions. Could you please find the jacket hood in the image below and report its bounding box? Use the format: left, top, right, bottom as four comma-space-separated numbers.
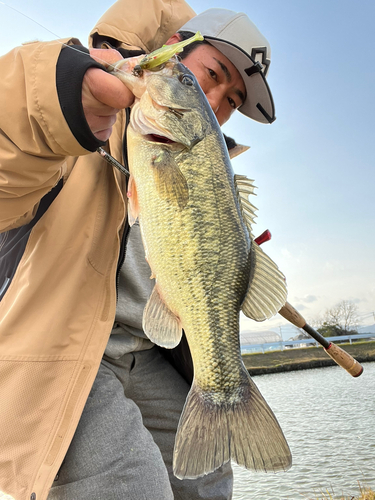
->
89, 0, 195, 52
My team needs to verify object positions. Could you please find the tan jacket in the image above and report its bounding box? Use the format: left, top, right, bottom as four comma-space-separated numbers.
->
0, 1, 195, 498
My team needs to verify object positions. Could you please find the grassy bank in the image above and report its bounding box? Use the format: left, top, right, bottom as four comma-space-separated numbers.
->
242, 340, 375, 375
312, 484, 375, 499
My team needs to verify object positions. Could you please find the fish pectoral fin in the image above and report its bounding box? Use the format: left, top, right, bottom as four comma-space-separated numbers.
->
242, 243, 287, 321
127, 175, 139, 226
143, 285, 183, 348
173, 368, 292, 479
152, 152, 189, 210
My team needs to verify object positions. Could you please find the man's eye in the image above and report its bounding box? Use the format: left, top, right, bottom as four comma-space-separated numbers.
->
208, 68, 217, 81
228, 97, 237, 109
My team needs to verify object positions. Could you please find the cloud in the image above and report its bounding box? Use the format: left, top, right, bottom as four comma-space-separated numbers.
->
303, 295, 318, 303
294, 295, 318, 304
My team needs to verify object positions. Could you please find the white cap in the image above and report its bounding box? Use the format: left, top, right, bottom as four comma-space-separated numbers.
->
179, 8, 275, 124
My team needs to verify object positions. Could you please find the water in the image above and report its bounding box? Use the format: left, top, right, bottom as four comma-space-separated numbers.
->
233, 362, 375, 499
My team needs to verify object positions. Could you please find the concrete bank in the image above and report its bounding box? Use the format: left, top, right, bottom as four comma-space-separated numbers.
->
242, 340, 375, 376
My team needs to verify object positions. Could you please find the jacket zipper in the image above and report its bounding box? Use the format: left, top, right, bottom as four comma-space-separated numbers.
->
116, 222, 130, 301
115, 107, 132, 301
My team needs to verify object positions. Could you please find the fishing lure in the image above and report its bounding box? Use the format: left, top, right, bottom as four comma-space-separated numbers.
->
133, 31, 203, 76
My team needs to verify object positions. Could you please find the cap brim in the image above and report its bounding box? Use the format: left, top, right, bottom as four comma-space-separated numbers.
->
203, 37, 276, 124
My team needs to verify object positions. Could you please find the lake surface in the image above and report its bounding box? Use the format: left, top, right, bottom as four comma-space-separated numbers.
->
233, 361, 375, 499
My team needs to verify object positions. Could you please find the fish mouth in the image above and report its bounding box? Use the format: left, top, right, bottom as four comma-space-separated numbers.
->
146, 134, 176, 144
130, 100, 191, 147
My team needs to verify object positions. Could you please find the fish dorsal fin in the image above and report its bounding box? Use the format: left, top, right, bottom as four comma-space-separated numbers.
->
127, 175, 139, 226
229, 144, 250, 159
242, 243, 287, 321
234, 175, 258, 236
143, 285, 183, 348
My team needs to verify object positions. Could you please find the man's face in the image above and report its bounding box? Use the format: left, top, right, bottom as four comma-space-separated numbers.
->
166, 36, 246, 126
182, 43, 246, 126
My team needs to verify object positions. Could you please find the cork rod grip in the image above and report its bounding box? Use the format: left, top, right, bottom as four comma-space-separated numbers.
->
278, 302, 364, 377
324, 343, 363, 377
278, 302, 306, 328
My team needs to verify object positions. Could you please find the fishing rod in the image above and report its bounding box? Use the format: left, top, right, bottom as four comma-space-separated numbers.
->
254, 230, 364, 377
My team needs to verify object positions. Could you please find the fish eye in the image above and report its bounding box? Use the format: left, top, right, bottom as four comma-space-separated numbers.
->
179, 74, 195, 86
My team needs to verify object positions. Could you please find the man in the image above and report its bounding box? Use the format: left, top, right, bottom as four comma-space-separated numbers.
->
0, 1, 276, 499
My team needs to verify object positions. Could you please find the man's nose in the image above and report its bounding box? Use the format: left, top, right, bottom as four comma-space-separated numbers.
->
206, 91, 221, 115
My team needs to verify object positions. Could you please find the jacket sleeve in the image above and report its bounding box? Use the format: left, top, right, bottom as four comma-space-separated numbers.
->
0, 38, 100, 232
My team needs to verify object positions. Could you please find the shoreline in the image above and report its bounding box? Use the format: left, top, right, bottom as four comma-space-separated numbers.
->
242, 340, 375, 376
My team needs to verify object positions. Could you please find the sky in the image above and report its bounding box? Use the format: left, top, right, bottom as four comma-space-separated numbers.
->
0, 0, 374, 339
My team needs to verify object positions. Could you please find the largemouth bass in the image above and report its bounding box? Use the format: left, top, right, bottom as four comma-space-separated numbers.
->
111, 55, 292, 479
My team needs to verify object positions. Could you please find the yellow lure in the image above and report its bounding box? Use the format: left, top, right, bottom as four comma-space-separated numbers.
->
138, 31, 204, 70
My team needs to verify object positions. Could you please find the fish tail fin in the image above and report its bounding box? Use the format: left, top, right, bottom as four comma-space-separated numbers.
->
173, 365, 292, 479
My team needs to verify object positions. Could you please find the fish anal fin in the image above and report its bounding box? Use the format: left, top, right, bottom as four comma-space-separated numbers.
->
242, 243, 287, 321
173, 366, 292, 479
127, 175, 139, 226
143, 285, 182, 348
152, 151, 189, 209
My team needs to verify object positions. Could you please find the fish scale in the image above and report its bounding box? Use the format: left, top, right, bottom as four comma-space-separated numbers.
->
136, 139, 249, 387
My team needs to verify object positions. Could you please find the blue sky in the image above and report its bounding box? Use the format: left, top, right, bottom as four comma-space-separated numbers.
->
1, 0, 374, 338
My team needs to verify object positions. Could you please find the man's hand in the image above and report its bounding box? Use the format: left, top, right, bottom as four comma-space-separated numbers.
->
82, 49, 135, 142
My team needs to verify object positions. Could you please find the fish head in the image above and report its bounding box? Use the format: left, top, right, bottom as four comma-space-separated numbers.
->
129, 61, 215, 149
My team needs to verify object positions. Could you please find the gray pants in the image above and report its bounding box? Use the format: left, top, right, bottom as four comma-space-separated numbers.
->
48, 347, 233, 500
